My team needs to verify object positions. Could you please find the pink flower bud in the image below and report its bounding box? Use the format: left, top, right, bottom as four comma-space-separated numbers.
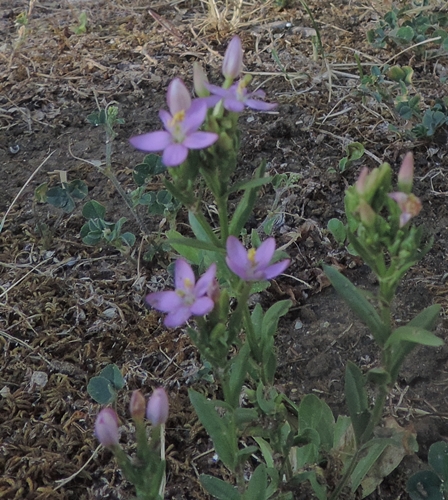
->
130, 390, 146, 421
95, 408, 119, 447
146, 387, 169, 426
222, 36, 243, 80
355, 167, 369, 195
167, 78, 191, 115
397, 152, 414, 194
193, 62, 210, 98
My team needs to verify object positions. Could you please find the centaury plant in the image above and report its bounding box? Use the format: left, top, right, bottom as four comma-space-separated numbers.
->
91, 36, 442, 500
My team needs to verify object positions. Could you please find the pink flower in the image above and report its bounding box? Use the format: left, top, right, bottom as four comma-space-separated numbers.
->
146, 259, 217, 328
129, 78, 218, 167
222, 36, 243, 80
146, 388, 169, 426
389, 192, 422, 227
226, 236, 289, 281
206, 79, 277, 113
95, 408, 119, 447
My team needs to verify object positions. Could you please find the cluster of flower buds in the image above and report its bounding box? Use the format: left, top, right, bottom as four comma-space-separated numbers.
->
95, 388, 169, 448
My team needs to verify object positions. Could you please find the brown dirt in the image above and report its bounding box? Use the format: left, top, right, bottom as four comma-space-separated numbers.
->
1, 1, 448, 499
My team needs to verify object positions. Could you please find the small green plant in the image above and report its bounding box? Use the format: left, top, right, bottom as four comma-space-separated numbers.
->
407, 441, 448, 500
88, 364, 125, 405
80, 200, 136, 254
35, 176, 88, 213
339, 142, 365, 173
71, 11, 88, 35
367, 2, 448, 55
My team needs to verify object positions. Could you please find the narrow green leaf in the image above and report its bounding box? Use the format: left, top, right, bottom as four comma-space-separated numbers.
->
253, 437, 275, 468
228, 343, 250, 409
345, 361, 371, 445
323, 264, 388, 346
384, 326, 443, 348
189, 390, 237, 470
243, 464, 267, 500
262, 300, 292, 340
200, 475, 240, 500
228, 176, 272, 195
407, 304, 441, 331
298, 394, 335, 451
351, 439, 390, 491
167, 236, 224, 255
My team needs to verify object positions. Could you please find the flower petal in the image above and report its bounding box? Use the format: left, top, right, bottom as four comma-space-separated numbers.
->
159, 109, 173, 130
195, 264, 217, 297
190, 296, 214, 316
245, 99, 277, 111
146, 291, 183, 313
183, 99, 207, 134
226, 236, 249, 265
223, 99, 245, 113
255, 238, 276, 268
263, 259, 290, 280
205, 83, 231, 98
167, 78, 191, 115
164, 306, 192, 328
175, 259, 195, 291
226, 257, 250, 280
184, 131, 218, 150
130, 131, 172, 152
162, 143, 189, 167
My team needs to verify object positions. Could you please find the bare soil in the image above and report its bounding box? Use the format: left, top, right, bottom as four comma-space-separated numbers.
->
1, 1, 448, 499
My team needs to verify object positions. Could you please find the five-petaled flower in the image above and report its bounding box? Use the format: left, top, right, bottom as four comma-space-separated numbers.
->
129, 78, 218, 167
95, 408, 119, 448
389, 192, 422, 227
206, 78, 277, 113
226, 236, 289, 281
146, 259, 217, 328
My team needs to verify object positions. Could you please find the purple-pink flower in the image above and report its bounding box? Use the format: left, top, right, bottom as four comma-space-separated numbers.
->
129, 78, 218, 167
95, 408, 119, 448
146, 387, 169, 426
389, 192, 422, 227
146, 259, 217, 328
226, 236, 289, 281
206, 79, 277, 113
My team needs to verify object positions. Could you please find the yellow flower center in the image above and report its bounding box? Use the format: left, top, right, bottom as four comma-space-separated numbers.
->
247, 248, 256, 265
170, 110, 185, 127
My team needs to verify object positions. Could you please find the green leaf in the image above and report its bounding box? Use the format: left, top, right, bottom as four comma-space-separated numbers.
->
67, 179, 88, 200
262, 300, 291, 340
384, 326, 443, 349
34, 183, 48, 203
99, 364, 125, 390
243, 464, 268, 500
121, 232, 136, 247
351, 438, 391, 492
253, 437, 275, 469
428, 441, 448, 482
406, 470, 443, 500
87, 376, 116, 404
396, 25, 414, 42
167, 236, 224, 255
345, 361, 371, 445
323, 264, 388, 346
228, 343, 250, 409
298, 394, 335, 451
200, 475, 240, 500
189, 390, 237, 471
228, 176, 273, 195
327, 218, 346, 245
82, 200, 106, 219
256, 382, 276, 415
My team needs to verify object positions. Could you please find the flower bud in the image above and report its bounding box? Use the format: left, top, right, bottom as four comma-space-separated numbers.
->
358, 200, 376, 227
397, 152, 414, 194
193, 62, 210, 98
130, 390, 146, 421
355, 167, 369, 195
167, 78, 191, 115
95, 408, 119, 447
222, 36, 243, 80
146, 388, 169, 426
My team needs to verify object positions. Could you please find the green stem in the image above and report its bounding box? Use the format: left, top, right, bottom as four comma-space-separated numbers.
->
216, 194, 229, 242
329, 449, 361, 500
